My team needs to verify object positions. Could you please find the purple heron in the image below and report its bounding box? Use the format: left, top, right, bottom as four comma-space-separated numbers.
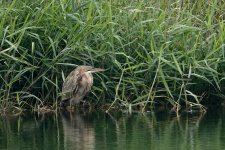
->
60, 65, 104, 108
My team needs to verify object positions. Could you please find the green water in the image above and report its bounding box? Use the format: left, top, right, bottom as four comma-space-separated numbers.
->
0, 109, 225, 150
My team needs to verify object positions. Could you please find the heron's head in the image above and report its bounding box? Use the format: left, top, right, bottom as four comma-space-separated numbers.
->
80, 66, 105, 74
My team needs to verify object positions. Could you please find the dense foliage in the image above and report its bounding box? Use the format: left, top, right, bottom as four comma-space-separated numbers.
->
0, 0, 224, 111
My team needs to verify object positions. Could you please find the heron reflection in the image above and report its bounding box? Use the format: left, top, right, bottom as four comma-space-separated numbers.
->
60, 111, 95, 150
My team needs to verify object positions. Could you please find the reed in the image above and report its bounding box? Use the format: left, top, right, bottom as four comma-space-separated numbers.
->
0, 0, 224, 112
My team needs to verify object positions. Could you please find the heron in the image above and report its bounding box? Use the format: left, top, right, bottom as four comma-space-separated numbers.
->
60, 65, 104, 109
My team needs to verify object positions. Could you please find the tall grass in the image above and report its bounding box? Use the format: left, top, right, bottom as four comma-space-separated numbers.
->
0, 0, 224, 112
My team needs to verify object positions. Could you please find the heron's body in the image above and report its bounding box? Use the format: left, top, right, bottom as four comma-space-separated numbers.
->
60, 66, 104, 108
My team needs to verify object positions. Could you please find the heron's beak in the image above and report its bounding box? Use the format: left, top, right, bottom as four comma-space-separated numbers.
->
88, 68, 105, 73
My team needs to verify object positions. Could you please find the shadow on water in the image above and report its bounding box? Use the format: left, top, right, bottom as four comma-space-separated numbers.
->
0, 108, 225, 150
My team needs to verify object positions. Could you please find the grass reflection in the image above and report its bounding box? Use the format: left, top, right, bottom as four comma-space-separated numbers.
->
0, 109, 224, 150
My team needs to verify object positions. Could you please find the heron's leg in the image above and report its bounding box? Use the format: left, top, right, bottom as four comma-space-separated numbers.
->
70, 99, 72, 109
80, 98, 91, 108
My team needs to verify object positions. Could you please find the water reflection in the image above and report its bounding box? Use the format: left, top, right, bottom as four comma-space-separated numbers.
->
60, 111, 95, 150
0, 113, 64, 150
0, 108, 224, 150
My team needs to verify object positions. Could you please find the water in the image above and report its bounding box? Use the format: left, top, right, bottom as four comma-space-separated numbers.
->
0, 108, 225, 150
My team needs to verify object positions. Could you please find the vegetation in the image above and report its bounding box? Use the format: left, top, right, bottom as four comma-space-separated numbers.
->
0, 0, 224, 112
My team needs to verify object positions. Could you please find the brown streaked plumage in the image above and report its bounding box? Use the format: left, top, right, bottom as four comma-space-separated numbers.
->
60, 65, 104, 108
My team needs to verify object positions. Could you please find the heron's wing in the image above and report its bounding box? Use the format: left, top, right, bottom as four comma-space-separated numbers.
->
62, 70, 81, 100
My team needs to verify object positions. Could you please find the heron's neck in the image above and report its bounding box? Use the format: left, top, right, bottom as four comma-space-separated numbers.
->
81, 72, 93, 86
